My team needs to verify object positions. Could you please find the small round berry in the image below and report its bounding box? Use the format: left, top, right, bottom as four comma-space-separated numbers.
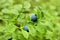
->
24, 25, 29, 32
31, 14, 37, 22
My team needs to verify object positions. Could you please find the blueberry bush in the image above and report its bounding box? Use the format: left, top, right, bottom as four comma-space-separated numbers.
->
0, 0, 60, 40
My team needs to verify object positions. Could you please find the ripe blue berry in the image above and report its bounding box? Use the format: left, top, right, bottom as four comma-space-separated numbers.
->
31, 14, 37, 22
24, 25, 29, 32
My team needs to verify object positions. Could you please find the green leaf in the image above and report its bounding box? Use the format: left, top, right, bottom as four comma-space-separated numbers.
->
24, 1, 31, 9
13, 4, 22, 11
28, 35, 35, 40
22, 30, 29, 39
5, 23, 17, 33
35, 23, 46, 35
29, 25, 36, 36
2, 8, 10, 14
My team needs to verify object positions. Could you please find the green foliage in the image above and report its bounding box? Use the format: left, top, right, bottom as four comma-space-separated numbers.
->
0, 0, 60, 40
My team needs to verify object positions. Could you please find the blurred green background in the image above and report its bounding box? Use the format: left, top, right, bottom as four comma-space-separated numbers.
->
0, 0, 60, 40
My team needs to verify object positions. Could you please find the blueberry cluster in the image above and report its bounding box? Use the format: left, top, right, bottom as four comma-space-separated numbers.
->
24, 14, 37, 32
15, 14, 37, 32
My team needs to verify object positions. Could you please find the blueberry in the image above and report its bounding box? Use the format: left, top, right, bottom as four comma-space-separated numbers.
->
24, 25, 29, 32
31, 14, 37, 22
